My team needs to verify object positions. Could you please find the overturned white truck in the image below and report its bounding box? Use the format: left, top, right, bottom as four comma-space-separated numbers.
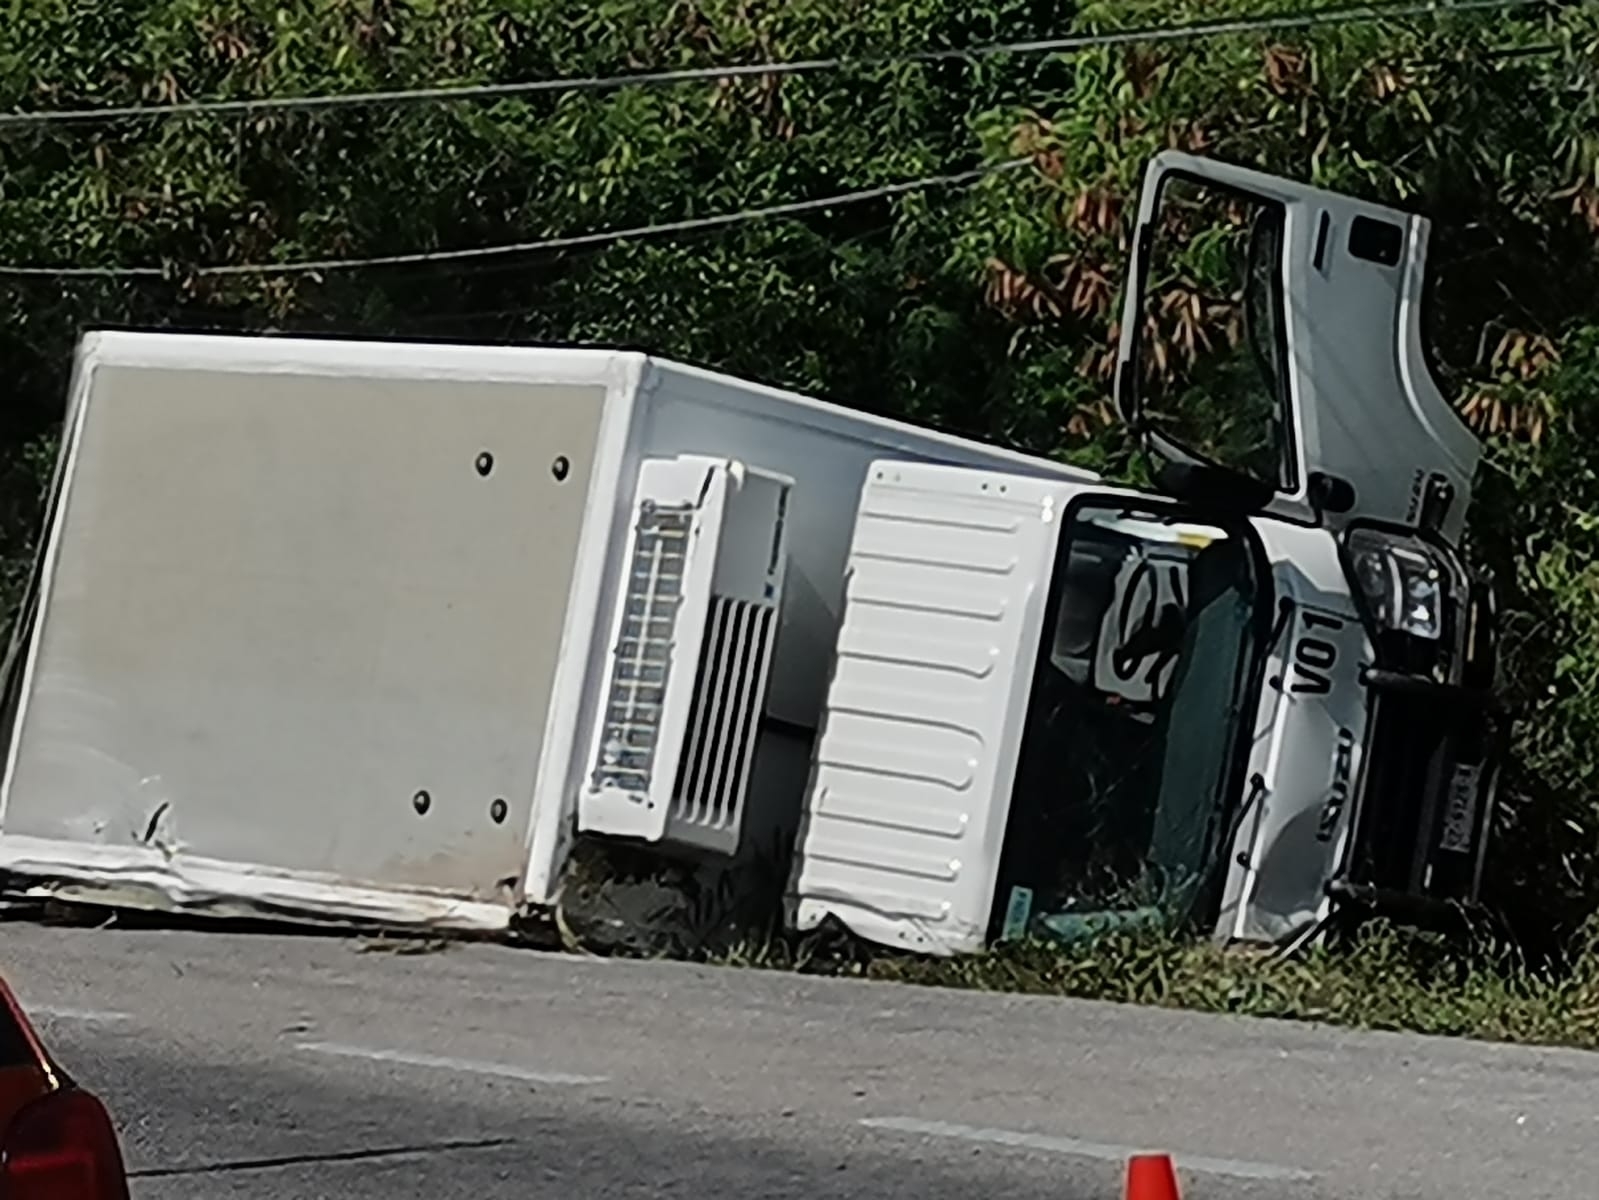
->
0, 151, 1500, 955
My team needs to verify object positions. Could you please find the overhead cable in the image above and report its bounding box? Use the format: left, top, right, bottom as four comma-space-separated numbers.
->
0, 0, 1544, 128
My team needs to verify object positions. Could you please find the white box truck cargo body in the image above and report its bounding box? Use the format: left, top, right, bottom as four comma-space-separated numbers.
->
0, 331, 1097, 929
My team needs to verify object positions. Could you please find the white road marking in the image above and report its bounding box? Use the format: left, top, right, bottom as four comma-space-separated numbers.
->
29, 1006, 131, 1023
860, 1117, 1315, 1183
297, 1041, 608, 1086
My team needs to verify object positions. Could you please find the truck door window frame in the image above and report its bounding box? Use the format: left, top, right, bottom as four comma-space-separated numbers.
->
1131, 169, 1300, 497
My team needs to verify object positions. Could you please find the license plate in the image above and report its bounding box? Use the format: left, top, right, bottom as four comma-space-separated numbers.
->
1439, 763, 1482, 854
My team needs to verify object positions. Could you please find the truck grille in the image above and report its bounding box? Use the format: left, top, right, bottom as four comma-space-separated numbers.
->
1350, 688, 1490, 904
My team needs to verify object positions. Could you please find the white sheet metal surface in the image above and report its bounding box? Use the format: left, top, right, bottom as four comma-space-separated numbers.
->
520, 360, 1102, 904
788, 462, 1088, 955
0, 333, 618, 927
1216, 518, 1372, 945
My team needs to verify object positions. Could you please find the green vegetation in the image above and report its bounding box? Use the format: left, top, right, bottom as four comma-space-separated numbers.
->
883, 921, 1599, 1051
4, 0, 1599, 1037
696, 918, 1599, 1051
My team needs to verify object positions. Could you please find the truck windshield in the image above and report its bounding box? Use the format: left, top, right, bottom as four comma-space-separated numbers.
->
990, 499, 1266, 943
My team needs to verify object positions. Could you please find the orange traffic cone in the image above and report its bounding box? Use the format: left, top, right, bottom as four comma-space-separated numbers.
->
1125, 1153, 1181, 1200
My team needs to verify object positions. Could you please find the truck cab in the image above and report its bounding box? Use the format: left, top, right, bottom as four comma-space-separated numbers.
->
787, 153, 1501, 954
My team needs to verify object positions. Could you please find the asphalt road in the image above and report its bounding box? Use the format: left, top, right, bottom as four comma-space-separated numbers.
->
1, 925, 1595, 1200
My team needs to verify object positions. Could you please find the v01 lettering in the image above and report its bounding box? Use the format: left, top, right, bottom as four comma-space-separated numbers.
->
1289, 611, 1344, 694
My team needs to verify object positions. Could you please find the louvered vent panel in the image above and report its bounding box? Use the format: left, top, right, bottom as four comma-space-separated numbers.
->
668, 596, 778, 852
579, 455, 792, 857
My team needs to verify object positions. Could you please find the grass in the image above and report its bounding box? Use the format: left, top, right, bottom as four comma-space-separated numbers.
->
554, 836, 1599, 1053
701, 916, 1599, 1053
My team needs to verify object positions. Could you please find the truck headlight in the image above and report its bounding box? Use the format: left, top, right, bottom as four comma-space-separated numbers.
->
1346, 529, 1447, 640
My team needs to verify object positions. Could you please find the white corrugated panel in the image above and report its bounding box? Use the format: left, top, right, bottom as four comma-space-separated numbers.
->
788, 462, 1085, 955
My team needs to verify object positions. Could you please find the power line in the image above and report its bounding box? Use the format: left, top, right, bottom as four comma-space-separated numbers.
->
0, 159, 1027, 279
0, 0, 1545, 128
0, 0, 1549, 277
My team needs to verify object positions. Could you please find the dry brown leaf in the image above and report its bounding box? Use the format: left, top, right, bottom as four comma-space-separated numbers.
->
1125, 48, 1162, 100
1264, 44, 1308, 97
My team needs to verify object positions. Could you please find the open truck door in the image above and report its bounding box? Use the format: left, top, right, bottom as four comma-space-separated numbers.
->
1113, 151, 1481, 544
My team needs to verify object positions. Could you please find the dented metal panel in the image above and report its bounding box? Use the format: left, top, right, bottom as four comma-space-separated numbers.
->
788, 463, 1084, 956
0, 344, 608, 926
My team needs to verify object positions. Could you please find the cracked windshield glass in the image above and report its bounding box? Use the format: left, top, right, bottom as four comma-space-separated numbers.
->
994, 501, 1263, 944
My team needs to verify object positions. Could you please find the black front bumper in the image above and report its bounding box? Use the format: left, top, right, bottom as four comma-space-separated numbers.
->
1329, 575, 1502, 921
